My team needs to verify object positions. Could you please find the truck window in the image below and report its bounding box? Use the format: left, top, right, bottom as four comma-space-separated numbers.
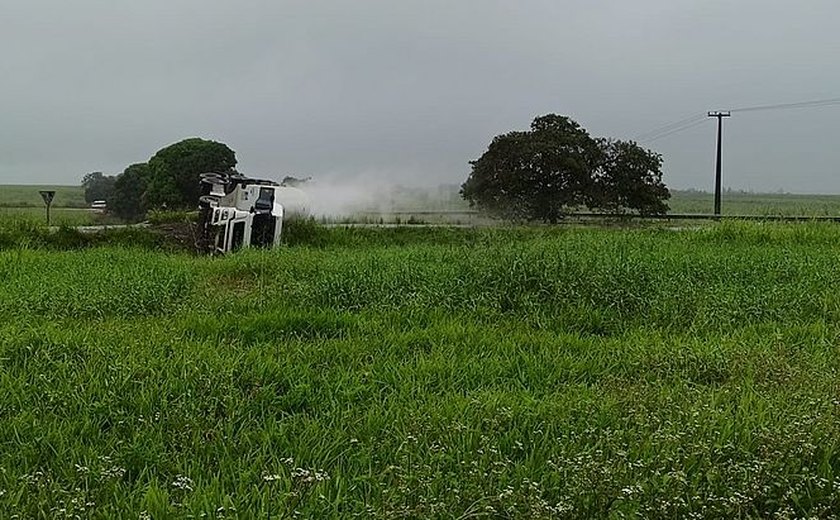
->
231, 221, 246, 251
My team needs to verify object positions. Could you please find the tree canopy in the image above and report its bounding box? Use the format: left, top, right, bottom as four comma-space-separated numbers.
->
81, 171, 116, 204
145, 138, 237, 209
81, 137, 237, 221
110, 163, 150, 221
461, 115, 669, 221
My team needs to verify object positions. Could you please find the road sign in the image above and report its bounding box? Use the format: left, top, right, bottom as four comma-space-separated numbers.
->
39, 190, 55, 205
38, 190, 55, 225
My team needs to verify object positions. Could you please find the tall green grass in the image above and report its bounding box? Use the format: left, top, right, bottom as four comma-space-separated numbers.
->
0, 221, 173, 252
2, 222, 840, 517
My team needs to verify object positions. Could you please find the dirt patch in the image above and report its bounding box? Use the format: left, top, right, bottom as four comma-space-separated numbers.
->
149, 221, 199, 253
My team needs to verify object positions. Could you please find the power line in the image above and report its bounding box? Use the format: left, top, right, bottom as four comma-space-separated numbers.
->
642, 118, 709, 143
631, 95, 840, 216
730, 96, 840, 113
634, 113, 706, 141
635, 96, 840, 144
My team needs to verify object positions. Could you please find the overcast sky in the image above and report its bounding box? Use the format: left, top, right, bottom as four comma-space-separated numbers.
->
2, 0, 839, 192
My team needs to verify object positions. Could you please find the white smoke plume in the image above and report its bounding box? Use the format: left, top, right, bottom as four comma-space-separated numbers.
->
302, 177, 400, 217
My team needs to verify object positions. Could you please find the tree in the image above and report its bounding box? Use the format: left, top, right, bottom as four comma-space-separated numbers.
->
460, 115, 670, 221
593, 139, 670, 216
81, 171, 116, 204
145, 138, 237, 209
111, 163, 150, 221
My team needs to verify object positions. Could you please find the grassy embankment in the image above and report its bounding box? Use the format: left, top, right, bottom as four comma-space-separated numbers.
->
2, 221, 840, 517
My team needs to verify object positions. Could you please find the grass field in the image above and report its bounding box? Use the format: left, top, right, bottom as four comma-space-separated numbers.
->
2, 222, 840, 517
0, 185, 86, 208
668, 190, 840, 216
318, 191, 840, 222
0, 207, 104, 227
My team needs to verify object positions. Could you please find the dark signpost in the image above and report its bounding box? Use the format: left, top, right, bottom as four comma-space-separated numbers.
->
39, 190, 55, 226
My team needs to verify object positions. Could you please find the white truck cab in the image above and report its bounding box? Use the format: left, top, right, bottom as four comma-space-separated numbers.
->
196, 172, 306, 254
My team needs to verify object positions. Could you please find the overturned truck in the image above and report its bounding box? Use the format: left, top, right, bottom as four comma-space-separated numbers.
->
196, 172, 309, 254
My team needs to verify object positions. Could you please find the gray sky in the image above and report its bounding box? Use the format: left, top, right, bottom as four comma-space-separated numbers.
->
2, 0, 839, 192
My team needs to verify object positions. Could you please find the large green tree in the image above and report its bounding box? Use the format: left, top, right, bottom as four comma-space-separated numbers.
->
111, 163, 150, 221
461, 115, 670, 221
145, 138, 237, 209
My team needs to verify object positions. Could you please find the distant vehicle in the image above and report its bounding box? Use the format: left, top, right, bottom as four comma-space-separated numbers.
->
90, 200, 107, 211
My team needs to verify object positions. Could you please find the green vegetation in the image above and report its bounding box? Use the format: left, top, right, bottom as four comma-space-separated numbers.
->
669, 190, 840, 216
0, 222, 173, 251
3, 222, 840, 517
146, 138, 237, 210
112, 163, 151, 221
0, 207, 130, 227
81, 173, 116, 205
462, 115, 669, 221
0, 185, 86, 208
0, 207, 100, 227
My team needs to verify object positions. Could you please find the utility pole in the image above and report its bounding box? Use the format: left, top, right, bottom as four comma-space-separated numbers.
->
708, 111, 731, 215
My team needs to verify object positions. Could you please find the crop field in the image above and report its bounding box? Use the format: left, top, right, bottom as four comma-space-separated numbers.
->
0, 207, 102, 227
0, 185, 102, 226
0, 185, 86, 208
2, 222, 840, 518
319, 191, 840, 223
668, 190, 840, 216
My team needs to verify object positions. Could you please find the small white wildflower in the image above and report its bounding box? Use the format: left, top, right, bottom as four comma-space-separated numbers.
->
171, 474, 194, 491
290, 467, 329, 483
498, 486, 514, 499
291, 467, 311, 480
102, 466, 126, 480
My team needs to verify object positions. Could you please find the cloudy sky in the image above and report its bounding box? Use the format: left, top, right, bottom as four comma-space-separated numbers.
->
2, 0, 839, 192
